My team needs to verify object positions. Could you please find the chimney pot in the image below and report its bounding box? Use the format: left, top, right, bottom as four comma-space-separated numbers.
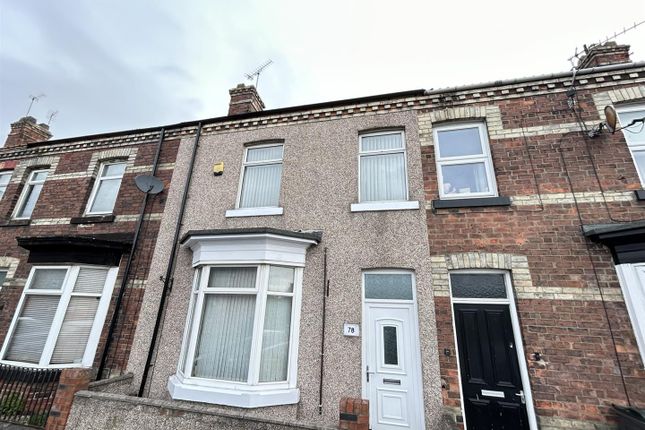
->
228, 84, 265, 116
3, 116, 53, 149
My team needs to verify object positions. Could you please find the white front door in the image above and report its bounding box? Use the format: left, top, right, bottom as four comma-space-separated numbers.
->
364, 303, 424, 430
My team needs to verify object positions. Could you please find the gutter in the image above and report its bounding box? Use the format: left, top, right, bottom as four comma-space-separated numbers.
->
424, 61, 645, 96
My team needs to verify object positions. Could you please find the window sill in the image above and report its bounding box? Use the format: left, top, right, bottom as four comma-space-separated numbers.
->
635, 190, 645, 201
0, 219, 31, 228
70, 215, 115, 224
350, 201, 420, 212
432, 196, 511, 209
225, 207, 284, 218
167, 374, 299, 408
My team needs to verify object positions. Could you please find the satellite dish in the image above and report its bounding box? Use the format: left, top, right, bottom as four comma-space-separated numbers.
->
135, 175, 164, 194
604, 105, 617, 133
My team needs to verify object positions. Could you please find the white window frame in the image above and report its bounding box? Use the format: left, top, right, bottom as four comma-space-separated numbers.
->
170, 232, 318, 408
356, 130, 410, 204
13, 169, 49, 220
85, 161, 127, 215
615, 263, 645, 366
616, 104, 645, 187
0, 265, 118, 368
171, 264, 303, 407
0, 171, 13, 200
433, 122, 498, 200
226, 143, 284, 218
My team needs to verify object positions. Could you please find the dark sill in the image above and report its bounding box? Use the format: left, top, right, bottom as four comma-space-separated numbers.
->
70, 215, 115, 224
0, 219, 31, 227
635, 190, 645, 201
432, 196, 511, 209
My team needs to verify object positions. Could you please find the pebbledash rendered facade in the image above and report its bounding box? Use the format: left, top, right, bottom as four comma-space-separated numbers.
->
0, 41, 643, 430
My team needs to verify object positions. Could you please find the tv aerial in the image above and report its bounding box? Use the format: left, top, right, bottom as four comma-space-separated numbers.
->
25, 93, 45, 117
245, 59, 273, 89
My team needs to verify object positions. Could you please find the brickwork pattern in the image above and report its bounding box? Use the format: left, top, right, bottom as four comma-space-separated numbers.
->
421, 77, 645, 428
339, 398, 368, 430
45, 368, 93, 430
0, 137, 180, 377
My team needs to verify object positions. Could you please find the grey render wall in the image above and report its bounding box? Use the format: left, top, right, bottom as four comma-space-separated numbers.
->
126, 109, 443, 427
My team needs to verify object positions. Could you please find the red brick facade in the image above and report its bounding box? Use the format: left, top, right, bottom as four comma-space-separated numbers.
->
421, 68, 645, 428
0, 132, 180, 377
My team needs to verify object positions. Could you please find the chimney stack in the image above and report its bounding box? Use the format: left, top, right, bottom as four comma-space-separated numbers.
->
4, 116, 53, 149
228, 84, 265, 116
577, 42, 632, 69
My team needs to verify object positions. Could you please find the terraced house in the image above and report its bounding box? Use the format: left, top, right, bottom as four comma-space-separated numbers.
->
0, 41, 644, 430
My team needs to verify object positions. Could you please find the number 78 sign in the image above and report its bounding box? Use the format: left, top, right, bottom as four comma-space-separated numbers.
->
343, 323, 360, 337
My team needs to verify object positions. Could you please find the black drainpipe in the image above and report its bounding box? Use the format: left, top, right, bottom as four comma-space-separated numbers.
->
318, 247, 329, 414
138, 122, 202, 397
97, 128, 165, 380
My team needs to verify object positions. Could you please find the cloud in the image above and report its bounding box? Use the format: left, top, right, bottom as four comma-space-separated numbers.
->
1, 0, 644, 142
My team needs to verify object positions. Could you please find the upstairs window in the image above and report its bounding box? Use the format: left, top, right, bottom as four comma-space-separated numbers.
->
86, 162, 126, 215
238, 144, 283, 208
14, 169, 48, 219
0, 265, 117, 367
616, 105, 645, 186
0, 171, 12, 200
434, 123, 497, 199
359, 131, 408, 202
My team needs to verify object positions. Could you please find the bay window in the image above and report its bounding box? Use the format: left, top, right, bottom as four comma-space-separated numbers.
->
184, 265, 297, 384
0, 265, 118, 367
170, 229, 319, 408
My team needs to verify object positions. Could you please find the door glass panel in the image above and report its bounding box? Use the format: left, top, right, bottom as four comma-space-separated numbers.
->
451, 273, 507, 298
383, 326, 399, 365
364, 273, 413, 300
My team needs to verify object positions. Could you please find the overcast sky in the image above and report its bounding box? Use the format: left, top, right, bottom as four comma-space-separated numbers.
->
1, 1, 644, 141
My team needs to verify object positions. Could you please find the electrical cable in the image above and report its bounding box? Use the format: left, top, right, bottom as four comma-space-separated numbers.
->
557, 133, 632, 407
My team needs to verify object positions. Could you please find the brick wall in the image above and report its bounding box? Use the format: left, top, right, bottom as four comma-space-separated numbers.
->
339, 398, 369, 430
0, 136, 180, 377
420, 78, 645, 428
45, 368, 93, 430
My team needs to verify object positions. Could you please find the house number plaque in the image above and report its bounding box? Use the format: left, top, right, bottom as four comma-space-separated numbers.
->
343, 323, 360, 337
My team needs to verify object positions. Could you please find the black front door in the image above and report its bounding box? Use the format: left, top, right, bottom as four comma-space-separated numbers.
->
454, 303, 529, 430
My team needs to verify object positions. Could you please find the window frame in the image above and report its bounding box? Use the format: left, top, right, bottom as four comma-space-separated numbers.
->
357, 130, 410, 204
615, 263, 645, 366
176, 264, 303, 393
13, 169, 49, 220
85, 161, 127, 216
0, 171, 13, 200
234, 143, 285, 211
616, 104, 645, 187
0, 268, 8, 292
0, 265, 118, 368
433, 122, 498, 200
